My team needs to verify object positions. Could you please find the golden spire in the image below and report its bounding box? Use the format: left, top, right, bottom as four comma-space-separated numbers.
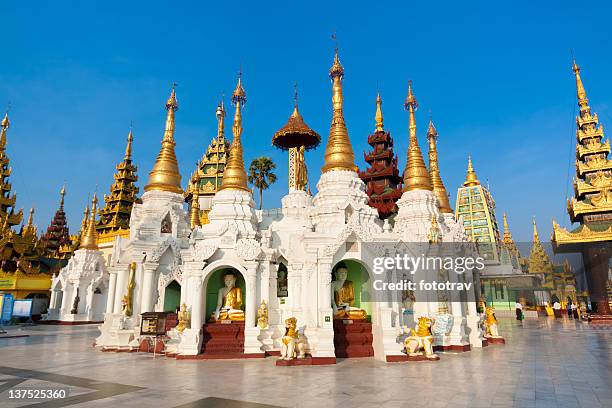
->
402, 81, 432, 192
375, 92, 384, 132
80, 203, 89, 233
427, 116, 452, 213
463, 155, 481, 187
503, 213, 511, 238
216, 98, 226, 142
501, 212, 519, 257
144, 84, 183, 194
0, 112, 9, 149
59, 185, 66, 209
321, 48, 357, 173
80, 193, 99, 250
125, 127, 133, 160
572, 59, 588, 108
532, 217, 540, 242
190, 190, 201, 229
26, 207, 34, 228
220, 73, 250, 191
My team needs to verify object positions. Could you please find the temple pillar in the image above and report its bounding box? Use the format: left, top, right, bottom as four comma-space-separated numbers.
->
113, 265, 128, 314
318, 259, 333, 327
190, 276, 203, 329
583, 244, 611, 315
106, 270, 117, 314
49, 289, 57, 310
140, 263, 157, 313
244, 262, 258, 327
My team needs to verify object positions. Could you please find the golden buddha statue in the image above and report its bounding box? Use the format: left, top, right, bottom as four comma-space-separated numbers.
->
295, 145, 308, 191
257, 300, 268, 329
331, 264, 367, 320
176, 303, 190, 333
214, 272, 245, 321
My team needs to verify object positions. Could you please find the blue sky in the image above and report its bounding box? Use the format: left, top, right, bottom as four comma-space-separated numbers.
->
1, 1, 611, 242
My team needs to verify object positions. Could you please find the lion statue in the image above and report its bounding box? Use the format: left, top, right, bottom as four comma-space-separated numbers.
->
483, 307, 501, 338
280, 317, 307, 360
404, 316, 437, 359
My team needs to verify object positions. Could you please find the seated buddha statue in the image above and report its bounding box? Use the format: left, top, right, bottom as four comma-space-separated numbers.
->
331, 264, 367, 320
214, 272, 245, 321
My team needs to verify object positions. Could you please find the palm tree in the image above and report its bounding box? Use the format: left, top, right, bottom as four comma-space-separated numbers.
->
248, 157, 277, 210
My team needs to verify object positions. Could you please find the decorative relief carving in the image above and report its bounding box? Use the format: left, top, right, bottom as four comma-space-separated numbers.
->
235, 238, 261, 261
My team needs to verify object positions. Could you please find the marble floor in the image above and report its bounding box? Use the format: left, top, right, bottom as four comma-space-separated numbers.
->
0, 317, 610, 408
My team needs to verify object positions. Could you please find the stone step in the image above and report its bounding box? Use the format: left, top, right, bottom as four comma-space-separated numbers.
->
201, 322, 245, 355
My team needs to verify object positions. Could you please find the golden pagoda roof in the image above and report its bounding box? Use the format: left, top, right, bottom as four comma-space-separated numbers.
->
220, 73, 250, 191
321, 48, 357, 173
552, 219, 612, 246
576, 138, 609, 158
272, 87, 321, 151
427, 117, 452, 213
402, 81, 432, 192
79, 194, 99, 250
528, 218, 553, 274
463, 155, 480, 187
144, 85, 183, 195
375, 92, 384, 132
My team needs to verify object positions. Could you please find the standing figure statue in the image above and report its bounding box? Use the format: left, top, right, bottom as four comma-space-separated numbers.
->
294, 145, 308, 191
122, 262, 136, 317
213, 272, 245, 321
70, 287, 80, 314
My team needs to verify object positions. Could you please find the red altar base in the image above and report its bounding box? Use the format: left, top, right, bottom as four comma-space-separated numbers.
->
589, 314, 612, 325
38, 320, 103, 325
196, 321, 247, 359
333, 319, 374, 358
482, 339, 489, 347
139, 338, 166, 353
387, 354, 440, 362
484, 336, 506, 345
275, 355, 337, 366
433, 344, 471, 352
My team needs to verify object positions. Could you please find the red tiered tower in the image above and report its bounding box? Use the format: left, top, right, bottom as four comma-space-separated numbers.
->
359, 93, 403, 219
40, 186, 71, 259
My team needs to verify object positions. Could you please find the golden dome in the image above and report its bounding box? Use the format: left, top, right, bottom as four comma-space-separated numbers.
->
402, 81, 432, 192
322, 49, 357, 173
144, 86, 183, 195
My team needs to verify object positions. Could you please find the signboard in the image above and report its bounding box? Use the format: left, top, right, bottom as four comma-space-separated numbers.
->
0, 277, 15, 290
12, 299, 33, 318
140, 312, 169, 336
1, 294, 14, 323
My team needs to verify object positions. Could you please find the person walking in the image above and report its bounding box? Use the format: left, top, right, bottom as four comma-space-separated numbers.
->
515, 301, 524, 321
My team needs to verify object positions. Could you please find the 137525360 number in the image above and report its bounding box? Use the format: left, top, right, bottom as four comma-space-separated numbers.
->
8, 388, 69, 400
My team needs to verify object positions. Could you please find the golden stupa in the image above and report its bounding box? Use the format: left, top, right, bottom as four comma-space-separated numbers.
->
321, 49, 358, 173
144, 85, 183, 195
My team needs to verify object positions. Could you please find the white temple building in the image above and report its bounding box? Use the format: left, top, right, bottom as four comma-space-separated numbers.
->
46, 194, 108, 323
89, 51, 484, 362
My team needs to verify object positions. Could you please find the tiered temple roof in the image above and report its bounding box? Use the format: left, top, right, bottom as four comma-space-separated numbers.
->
359, 93, 403, 219
96, 128, 139, 242
553, 61, 612, 247
0, 113, 44, 275
39, 186, 73, 259
185, 100, 231, 224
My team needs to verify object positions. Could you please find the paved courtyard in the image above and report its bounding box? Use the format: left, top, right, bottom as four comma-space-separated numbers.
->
0, 317, 610, 408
